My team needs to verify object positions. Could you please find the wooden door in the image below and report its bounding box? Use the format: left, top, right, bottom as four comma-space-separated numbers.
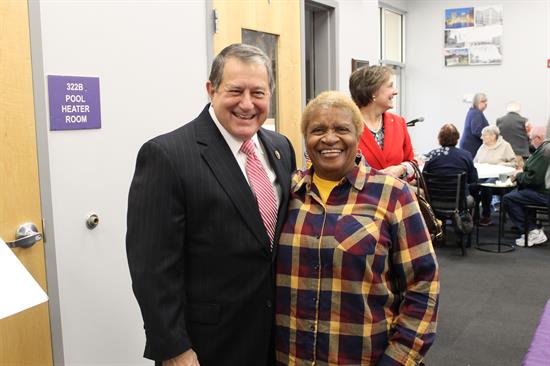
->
0, 1, 54, 364
212, 0, 303, 164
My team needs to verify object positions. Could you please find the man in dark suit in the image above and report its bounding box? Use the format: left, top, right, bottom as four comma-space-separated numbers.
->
126, 44, 296, 366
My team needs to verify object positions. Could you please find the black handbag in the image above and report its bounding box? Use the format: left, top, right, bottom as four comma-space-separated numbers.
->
453, 210, 473, 234
409, 161, 444, 243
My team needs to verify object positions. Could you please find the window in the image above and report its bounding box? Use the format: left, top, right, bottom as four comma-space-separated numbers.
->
381, 7, 403, 63
242, 29, 279, 130
380, 6, 405, 115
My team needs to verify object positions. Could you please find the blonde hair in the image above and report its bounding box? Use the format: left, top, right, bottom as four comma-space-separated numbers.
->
301, 91, 364, 138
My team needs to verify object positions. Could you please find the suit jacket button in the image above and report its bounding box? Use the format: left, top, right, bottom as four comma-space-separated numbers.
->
266, 299, 272, 308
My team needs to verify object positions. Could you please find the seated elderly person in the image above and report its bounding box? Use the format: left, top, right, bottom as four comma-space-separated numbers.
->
275, 91, 439, 365
423, 124, 477, 228
474, 125, 517, 167
472, 125, 517, 226
423, 123, 478, 186
504, 126, 550, 247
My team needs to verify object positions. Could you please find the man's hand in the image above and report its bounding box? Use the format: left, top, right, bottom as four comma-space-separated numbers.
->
510, 169, 522, 182
162, 349, 200, 366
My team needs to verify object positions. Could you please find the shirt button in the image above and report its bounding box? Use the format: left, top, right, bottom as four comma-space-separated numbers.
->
312, 297, 317, 302
266, 299, 272, 308
313, 264, 320, 270
310, 324, 315, 331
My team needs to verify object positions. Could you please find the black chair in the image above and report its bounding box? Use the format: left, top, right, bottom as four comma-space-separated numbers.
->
422, 172, 471, 255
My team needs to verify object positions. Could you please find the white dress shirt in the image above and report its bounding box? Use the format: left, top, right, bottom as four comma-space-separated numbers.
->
209, 106, 281, 207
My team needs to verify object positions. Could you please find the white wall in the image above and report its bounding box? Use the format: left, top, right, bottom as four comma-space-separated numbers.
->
335, 0, 380, 92
35, 1, 208, 364
405, 0, 550, 155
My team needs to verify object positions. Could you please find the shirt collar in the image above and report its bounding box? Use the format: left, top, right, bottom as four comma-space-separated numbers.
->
292, 154, 369, 194
209, 105, 262, 156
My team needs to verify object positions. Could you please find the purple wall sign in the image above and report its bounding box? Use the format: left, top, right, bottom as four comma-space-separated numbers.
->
48, 75, 101, 131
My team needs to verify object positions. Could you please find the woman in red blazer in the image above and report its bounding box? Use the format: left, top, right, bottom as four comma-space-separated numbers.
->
349, 65, 415, 179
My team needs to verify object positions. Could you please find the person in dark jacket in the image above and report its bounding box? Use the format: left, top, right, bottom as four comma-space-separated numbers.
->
424, 123, 478, 186
503, 126, 549, 247
496, 101, 531, 169
126, 43, 296, 366
459, 93, 489, 157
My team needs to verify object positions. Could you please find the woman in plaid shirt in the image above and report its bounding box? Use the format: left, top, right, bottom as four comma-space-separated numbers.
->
275, 91, 439, 365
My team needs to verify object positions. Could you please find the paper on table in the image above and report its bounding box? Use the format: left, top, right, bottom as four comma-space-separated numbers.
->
475, 163, 516, 179
0, 238, 48, 320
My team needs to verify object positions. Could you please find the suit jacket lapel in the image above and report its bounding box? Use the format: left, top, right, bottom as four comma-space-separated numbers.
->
195, 109, 271, 252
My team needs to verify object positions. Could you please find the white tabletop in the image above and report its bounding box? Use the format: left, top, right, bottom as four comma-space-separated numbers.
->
475, 163, 516, 179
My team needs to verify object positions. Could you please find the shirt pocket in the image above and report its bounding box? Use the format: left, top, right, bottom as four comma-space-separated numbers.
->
334, 215, 383, 256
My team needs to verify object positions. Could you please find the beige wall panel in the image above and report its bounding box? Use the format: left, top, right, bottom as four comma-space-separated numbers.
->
213, 0, 303, 164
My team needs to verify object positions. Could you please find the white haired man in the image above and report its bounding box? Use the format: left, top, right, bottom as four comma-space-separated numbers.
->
503, 126, 549, 247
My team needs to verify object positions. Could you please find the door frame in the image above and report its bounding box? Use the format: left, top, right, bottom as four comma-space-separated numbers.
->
303, 0, 339, 103
301, 0, 339, 165
28, 1, 65, 363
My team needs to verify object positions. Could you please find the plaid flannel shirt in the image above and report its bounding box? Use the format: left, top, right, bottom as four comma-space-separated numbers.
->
275, 156, 439, 365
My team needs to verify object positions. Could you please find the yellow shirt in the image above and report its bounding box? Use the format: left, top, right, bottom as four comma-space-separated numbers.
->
312, 173, 340, 203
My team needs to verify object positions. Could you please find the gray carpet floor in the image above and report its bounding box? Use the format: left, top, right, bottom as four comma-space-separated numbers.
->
424, 214, 550, 366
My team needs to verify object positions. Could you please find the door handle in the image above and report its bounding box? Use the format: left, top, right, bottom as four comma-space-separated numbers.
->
4, 223, 43, 249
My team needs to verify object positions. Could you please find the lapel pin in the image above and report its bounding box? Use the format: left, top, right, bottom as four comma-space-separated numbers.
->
274, 150, 281, 160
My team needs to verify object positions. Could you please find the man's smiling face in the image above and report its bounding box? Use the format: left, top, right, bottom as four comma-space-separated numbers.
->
207, 57, 270, 140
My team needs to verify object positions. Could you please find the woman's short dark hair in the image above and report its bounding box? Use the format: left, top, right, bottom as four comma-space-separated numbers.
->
349, 65, 393, 108
438, 123, 460, 146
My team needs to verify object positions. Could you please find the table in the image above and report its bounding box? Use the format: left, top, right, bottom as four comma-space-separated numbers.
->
475, 163, 516, 179
476, 181, 516, 253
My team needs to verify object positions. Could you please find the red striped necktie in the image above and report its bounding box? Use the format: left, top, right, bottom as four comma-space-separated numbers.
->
240, 139, 278, 249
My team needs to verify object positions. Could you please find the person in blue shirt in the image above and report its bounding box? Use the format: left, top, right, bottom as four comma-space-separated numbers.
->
459, 93, 489, 157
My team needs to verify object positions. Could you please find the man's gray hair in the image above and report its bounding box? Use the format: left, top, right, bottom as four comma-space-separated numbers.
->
506, 101, 521, 113
531, 125, 546, 140
472, 92, 487, 109
208, 43, 274, 93
482, 125, 500, 138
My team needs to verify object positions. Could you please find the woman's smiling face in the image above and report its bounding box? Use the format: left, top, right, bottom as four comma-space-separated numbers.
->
305, 106, 358, 181
373, 77, 398, 111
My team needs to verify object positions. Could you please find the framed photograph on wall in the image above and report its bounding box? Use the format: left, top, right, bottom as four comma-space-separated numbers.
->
351, 58, 369, 72
444, 5, 503, 66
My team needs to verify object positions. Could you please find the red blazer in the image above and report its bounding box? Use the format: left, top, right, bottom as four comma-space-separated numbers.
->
359, 112, 414, 170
